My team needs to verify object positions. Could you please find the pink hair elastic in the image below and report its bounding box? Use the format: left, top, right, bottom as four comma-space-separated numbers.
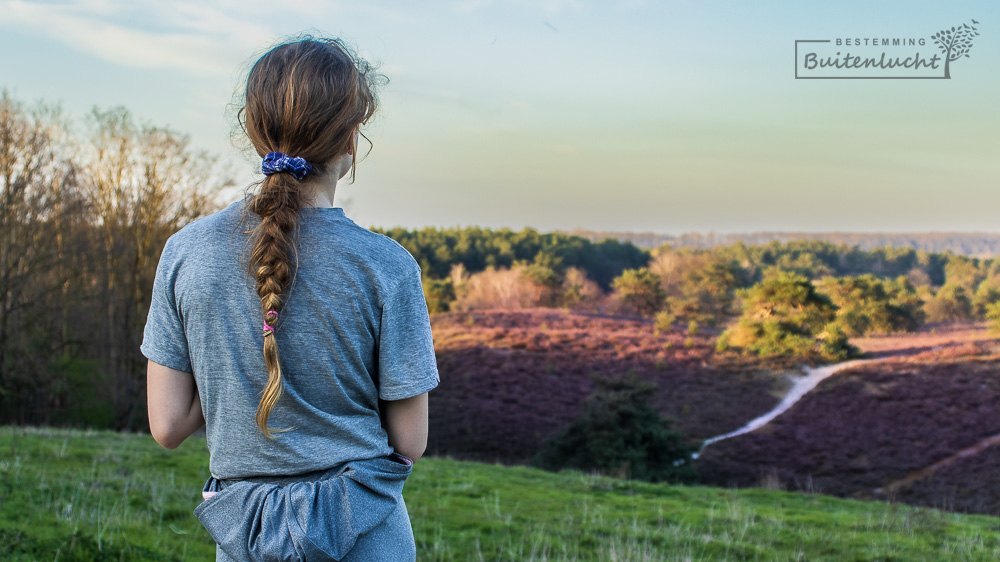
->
263, 310, 278, 336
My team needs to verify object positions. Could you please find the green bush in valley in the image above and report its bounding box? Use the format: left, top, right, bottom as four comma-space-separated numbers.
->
612, 267, 667, 318
517, 251, 565, 307
986, 301, 1000, 334
654, 309, 676, 333
533, 371, 698, 484
972, 280, 1000, 319
818, 322, 857, 361
924, 283, 974, 323
717, 271, 857, 363
817, 274, 924, 336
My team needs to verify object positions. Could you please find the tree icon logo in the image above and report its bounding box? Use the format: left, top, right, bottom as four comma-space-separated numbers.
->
932, 19, 979, 78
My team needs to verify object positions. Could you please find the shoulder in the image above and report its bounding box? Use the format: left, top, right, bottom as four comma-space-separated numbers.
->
156, 200, 247, 274
341, 220, 422, 278
162, 200, 244, 252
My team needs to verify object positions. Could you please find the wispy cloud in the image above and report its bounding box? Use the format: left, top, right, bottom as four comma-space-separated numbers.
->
0, 0, 267, 74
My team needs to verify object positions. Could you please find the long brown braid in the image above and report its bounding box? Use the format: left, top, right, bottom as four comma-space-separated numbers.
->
238, 36, 383, 438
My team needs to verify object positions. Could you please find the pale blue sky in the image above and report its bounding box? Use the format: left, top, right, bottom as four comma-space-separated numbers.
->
1, 0, 997, 234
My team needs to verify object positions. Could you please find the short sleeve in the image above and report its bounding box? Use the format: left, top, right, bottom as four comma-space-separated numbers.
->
377, 266, 441, 400
140, 239, 193, 373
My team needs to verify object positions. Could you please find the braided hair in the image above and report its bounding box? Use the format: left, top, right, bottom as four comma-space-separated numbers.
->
238, 36, 383, 438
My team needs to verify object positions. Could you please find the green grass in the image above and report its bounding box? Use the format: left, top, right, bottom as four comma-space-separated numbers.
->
1, 427, 998, 561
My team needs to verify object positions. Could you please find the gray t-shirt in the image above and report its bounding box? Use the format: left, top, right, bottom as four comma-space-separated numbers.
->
141, 199, 440, 480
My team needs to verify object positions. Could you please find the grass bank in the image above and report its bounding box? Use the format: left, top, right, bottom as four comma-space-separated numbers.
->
1, 426, 998, 561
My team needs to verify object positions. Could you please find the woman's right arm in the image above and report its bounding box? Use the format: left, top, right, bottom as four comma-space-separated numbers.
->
382, 393, 429, 463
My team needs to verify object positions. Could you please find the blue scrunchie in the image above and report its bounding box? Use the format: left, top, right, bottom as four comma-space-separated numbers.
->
261, 152, 313, 181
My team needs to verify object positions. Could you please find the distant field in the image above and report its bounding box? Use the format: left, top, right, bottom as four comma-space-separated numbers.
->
2, 427, 999, 561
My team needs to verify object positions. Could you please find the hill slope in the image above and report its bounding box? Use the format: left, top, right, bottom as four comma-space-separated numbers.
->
2, 427, 998, 561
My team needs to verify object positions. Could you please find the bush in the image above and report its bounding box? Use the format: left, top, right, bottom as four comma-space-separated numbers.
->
534, 371, 698, 484
817, 274, 924, 335
986, 301, 1000, 334
559, 266, 604, 311
452, 264, 545, 311
611, 267, 666, 318
422, 276, 456, 314
654, 310, 676, 333
717, 271, 856, 363
924, 284, 973, 323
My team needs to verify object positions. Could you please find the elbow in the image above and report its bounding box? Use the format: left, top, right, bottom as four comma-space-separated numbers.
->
389, 432, 427, 464
399, 440, 427, 464
149, 421, 184, 450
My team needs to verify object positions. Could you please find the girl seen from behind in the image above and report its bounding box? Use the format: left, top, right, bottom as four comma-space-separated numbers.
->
142, 35, 439, 561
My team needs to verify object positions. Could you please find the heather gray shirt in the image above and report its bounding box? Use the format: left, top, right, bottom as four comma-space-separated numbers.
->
141, 199, 440, 480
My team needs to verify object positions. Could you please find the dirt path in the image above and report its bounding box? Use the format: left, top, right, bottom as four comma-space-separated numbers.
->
693, 357, 885, 458
877, 431, 1000, 495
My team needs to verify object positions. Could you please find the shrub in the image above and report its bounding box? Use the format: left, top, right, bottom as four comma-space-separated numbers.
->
986, 301, 1000, 334
972, 280, 1000, 319
611, 267, 666, 318
649, 250, 745, 326
923, 284, 973, 323
534, 371, 698, 484
453, 264, 545, 311
654, 310, 676, 333
817, 274, 924, 335
559, 266, 604, 311
717, 271, 856, 363
422, 276, 455, 314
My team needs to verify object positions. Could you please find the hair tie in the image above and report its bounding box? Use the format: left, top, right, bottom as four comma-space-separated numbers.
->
262, 152, 313, 181
263, 310, 279, 336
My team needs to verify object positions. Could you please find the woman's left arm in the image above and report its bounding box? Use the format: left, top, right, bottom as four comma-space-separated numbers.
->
147, 359, 205, 449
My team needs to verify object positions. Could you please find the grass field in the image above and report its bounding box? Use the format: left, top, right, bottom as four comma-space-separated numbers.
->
1, 426, 999, 561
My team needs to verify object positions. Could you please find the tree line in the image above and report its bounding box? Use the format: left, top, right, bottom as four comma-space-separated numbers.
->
568, 228, 1000, 258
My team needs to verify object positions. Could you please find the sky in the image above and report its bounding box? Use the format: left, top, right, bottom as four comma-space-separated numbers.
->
1, 0, 997, 235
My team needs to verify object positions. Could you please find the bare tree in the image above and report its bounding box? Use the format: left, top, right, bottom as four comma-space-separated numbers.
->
0, 92, 82, 422
83, 107, 226, 429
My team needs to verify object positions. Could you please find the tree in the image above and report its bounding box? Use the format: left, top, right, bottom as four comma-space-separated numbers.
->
84, 107, 223, 429
972, 279, 1000, 319
559, 266, 603, 311
986, 301, 1000, 335
817, 274, 924, 336
534, 370, 698, 484
923, 284, 973, 323
611, 267, 666, 318
717, 271, 856, 362
0, 92, 80, 423
517, 251, 564, 307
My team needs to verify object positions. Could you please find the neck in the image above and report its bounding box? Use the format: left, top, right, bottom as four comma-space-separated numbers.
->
302, 151, 352, 208
305, 182, 337, 208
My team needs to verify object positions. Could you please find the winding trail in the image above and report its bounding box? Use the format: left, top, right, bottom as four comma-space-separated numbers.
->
693, 357, 884, 458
